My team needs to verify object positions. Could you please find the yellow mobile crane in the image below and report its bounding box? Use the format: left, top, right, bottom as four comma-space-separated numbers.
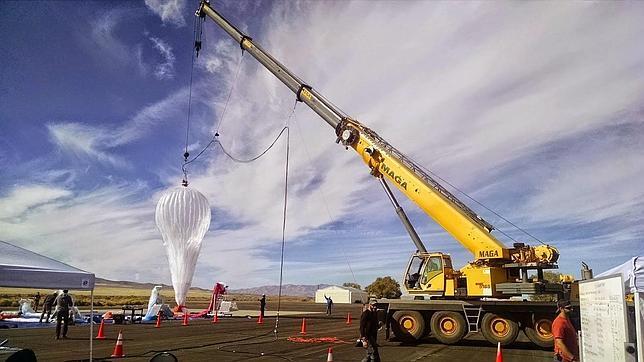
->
197, 0, 565, 347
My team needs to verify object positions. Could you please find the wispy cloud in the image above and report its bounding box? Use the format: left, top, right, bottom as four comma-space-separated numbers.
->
0, 185, 71, 220
46, 88, 188, 167
47, 122, 129, 168
144, 0, 186, 27
87, 9, 132, 66
149, 37, 176, 80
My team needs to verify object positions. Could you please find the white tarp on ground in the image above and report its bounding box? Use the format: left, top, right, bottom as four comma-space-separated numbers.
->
597, 256, 643, 362
0, 240, 95, 290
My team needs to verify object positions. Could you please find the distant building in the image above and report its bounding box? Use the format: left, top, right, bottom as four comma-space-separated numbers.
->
315, 285, 368, 304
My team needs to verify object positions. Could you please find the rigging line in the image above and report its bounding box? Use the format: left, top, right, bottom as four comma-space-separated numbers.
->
292, 117, 358, 286
274, 101, 297, 339
181, 53, 246, 174
414, 162, 546, 245
184, 28, 197, 156
181, 15, 201, 185
215, 53, 245, 134
183, 105, 295, 170
216, 126, 288, 164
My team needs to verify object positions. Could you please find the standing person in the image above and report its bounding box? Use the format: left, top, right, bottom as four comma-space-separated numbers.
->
39, 291, 57, 323
259, 294, 266, 319
324, 295, 333, 315
54, 290, 73, 340
359, 299, 380, 362
33, 292, 41, 312
552, 299, 579, 362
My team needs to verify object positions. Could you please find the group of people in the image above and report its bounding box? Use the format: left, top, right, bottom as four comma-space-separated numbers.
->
34, 290, 75, 340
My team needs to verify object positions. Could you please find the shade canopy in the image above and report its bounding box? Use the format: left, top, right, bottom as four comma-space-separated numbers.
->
596, 256, 643, 294
0, 240, 95, 290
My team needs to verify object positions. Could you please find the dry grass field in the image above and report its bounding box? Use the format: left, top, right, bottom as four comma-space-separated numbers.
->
0, 279, 310, 309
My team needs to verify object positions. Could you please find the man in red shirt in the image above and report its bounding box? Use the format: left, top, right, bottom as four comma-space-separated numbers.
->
552, 299, 579, 362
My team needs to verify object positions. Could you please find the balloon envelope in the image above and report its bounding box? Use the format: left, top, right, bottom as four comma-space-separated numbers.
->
155, 186, 211, 307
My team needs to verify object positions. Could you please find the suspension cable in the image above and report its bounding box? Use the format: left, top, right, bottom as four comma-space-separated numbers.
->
415, 162, 546, 245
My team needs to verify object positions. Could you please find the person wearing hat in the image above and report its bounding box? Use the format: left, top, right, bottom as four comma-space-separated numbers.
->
53, 290, 74, 340
359, 299, 380, 362
552, 299, 578, 361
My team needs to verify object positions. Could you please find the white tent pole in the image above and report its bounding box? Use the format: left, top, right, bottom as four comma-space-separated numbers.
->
635, 292, 642, 362
90, 289, 94, 362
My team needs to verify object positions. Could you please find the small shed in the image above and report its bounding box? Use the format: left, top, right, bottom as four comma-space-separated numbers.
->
315, 285, 368, 304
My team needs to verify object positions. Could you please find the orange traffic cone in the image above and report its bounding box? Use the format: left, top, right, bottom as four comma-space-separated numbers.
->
110, 330, 125, 358
346, 312, 352, 325
155, 311, 162, 328
182, 313, 189, 326
212, 311, 219, 324
257, 313, 264, 324
95, 319, 106, 339
496, 341, 503, 362
326, 347, 334, 362
300, 318, 307, 335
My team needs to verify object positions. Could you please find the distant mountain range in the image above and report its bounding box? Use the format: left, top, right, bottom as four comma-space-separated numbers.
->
229, 284, 331, 297
95, 277, 329, 297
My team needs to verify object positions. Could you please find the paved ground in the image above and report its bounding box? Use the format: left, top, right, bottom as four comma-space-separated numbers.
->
0, 302, 552, 362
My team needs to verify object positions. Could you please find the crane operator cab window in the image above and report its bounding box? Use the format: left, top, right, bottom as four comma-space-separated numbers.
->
421, 256, 443, 287
406, 256, 424, 289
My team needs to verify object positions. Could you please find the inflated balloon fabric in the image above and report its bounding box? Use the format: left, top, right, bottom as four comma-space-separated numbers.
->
155, 187, 211, 307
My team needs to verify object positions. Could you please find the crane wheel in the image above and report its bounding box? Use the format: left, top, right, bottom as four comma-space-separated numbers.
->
480, 313, 519, 346
524, 314, 554, 348
430, 311, 466, 344
391, 311, 426, 343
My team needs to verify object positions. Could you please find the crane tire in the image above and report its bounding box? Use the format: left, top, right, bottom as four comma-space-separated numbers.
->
391, 310, 426, 343
430, 311, 466, 345
524, 314, 554, 348
480, 313, 519, 346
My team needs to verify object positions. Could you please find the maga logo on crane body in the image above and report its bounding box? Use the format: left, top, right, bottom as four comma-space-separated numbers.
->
478, 250, 500, 258
380, 163, 408, 190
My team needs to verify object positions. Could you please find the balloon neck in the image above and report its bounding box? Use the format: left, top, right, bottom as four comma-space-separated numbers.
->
173, 304, 187, 313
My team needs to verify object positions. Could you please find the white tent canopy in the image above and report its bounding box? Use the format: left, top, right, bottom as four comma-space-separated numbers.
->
0, 240, 95, 290
596, 256, 643, 294
0, 240, 96, 361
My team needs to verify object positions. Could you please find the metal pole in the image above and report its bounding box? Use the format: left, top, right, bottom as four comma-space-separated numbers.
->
378, 177, 427, 253
635, 292, 643, 362
90, 289, 93, 361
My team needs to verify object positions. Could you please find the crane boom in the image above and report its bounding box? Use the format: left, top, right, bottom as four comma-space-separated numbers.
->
197, 0, 559, 266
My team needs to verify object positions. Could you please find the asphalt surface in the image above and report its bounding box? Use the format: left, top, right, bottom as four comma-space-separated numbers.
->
0, 302, 553, 362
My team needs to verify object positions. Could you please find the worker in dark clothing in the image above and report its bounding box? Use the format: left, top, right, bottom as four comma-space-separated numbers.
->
359, 299, 380, 362
39, 292, 57, 323
33, 292, 41, 312
259, 294, 266, 318
324, 295, 333, 315
54, 290, 73, 339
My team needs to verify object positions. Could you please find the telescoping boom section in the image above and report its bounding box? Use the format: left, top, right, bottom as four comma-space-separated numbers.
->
197, 0, 561, 299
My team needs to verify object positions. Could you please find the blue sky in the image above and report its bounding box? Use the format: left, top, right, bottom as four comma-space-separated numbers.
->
1, 0, 643, 290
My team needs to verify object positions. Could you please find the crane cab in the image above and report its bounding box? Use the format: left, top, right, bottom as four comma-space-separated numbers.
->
403, 252, 457, 298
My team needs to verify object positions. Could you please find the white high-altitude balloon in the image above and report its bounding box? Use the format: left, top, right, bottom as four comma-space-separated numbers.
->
155, 186, 211, 308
